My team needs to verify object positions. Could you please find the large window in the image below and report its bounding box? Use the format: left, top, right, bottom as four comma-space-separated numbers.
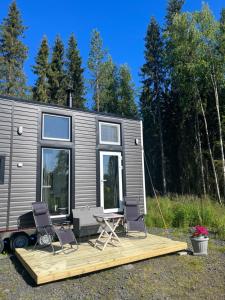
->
41, 148, 70, 216
99, 122, 121, 145
0, 156, 5, 184
42, 114, 71, 141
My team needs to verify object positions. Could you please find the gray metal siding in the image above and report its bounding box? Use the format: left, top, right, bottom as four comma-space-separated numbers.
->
73, 111, 97, 208
8, 102, 38, 228
0, 100, 12, 230
123, 119, 145, 213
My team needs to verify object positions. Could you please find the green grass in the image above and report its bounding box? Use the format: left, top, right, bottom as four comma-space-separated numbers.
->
145, 195, 225, 239
208, 240, 225, 252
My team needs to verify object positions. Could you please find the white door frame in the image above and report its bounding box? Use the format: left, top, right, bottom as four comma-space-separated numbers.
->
100, 151, 123, 213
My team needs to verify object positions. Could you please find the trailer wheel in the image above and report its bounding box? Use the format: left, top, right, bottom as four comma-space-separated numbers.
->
10, 233, 29, 251
0, 238, 4, 253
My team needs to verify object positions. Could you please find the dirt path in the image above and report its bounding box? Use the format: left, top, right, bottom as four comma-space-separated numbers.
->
0, 230, 225, 300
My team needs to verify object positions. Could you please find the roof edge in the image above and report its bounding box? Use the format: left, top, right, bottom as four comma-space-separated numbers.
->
0, 94, 140, 121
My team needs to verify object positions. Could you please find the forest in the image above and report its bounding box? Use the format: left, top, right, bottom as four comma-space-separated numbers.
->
0, 0, 225, 204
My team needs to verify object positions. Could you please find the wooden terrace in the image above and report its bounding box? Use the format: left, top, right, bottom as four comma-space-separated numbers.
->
15, 233, 187, 285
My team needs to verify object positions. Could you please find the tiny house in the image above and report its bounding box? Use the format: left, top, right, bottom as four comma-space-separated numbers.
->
0, 95, 146, 252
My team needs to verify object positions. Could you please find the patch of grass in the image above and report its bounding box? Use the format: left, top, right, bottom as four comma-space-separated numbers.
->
0, 253, 7, 259
208, 241, 225, 253
182, 257, 205, 272
0, 289, 7, 300
126, 272, 156, 297
145, 195, 225, 239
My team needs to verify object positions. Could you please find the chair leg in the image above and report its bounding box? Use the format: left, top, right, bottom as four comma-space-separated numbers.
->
50, 242, 55, 254
144, 225, 148, 238
124, 223, 128, 235
33, 239, 38, 250
60, 237, 79, 254
73, 236, 79, 250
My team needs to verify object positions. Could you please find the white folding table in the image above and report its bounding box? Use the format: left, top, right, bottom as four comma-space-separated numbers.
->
93, 213, 124, 251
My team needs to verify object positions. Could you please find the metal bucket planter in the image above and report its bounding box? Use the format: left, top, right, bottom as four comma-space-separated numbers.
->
190, 236, 209, 255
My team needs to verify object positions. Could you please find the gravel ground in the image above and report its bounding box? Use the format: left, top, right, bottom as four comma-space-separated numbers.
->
0, 229, 225, 300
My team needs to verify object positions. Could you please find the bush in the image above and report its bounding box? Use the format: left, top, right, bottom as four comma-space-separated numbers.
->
145, 195, 225, 238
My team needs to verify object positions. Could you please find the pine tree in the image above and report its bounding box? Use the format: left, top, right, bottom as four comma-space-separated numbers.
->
97, 56, 118, 113
32, 36, 49, 102
65, 34, 86, 109
165, 0, 185, 29
48, 35, 66, 105
140, 17, 167, 194
0, 1, 28, 97
118, 64, 137, 117
88, 29, 107, 111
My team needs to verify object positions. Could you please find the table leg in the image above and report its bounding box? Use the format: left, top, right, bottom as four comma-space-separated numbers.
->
94, 223, 110, 248
101, 218, 122, 250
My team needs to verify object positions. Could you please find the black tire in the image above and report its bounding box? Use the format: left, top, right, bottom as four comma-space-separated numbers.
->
10, 233, 29, 251
0, 238, 4, 253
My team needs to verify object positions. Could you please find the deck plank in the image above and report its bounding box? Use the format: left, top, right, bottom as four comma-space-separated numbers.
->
15, 234, 187, 284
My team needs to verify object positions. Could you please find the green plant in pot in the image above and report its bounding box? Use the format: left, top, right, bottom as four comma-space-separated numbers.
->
190, 225, 209, 256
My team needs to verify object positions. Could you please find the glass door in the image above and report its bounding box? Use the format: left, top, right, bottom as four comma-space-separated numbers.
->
41, 148, 70, 216
100, 151, 123, 212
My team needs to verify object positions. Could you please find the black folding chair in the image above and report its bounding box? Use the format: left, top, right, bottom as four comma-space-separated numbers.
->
32, 202, 78, 254
124, 197, 147, 237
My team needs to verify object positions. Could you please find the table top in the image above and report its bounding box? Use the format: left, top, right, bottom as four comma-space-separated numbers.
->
93, 213, 124, 220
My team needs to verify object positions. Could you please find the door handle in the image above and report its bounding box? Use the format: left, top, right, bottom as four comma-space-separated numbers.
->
101, 179, 107, 182
42, 185, 52, 188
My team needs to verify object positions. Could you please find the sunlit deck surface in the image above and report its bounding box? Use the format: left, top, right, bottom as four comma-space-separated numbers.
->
15, 233, 187, 285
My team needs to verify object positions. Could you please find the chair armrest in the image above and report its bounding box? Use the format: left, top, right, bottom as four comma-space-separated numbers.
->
36, 225, 54, 236
136, 214, 145, 221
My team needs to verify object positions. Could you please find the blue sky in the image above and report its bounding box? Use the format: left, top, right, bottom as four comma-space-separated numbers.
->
0, 0, 224, 104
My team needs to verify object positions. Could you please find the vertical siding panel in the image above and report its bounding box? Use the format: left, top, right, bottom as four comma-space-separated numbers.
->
123, 119, 145, 213
0, 100, 12, 230
9, 102, 38, 228
74, 112, 97, 207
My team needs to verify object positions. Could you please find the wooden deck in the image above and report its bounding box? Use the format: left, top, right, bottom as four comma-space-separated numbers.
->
15, 234, 187, 285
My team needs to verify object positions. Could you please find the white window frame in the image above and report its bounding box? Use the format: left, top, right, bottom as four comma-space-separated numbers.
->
41, 147, 71, 218
42, 113, 71, 141
100, 151, 123, 213
99, 122, 121, 145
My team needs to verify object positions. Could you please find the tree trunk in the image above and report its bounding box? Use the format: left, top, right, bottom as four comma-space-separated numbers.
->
196, 113, 206, 197
211, 72, 225, 199
200, 99, 222, 204
158, 102, 167, 194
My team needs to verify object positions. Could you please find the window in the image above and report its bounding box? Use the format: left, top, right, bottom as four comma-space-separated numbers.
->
99, 122, 121, 145
41, 148, 70, 216
42, 114, 71, 141
0, 156, 5, 184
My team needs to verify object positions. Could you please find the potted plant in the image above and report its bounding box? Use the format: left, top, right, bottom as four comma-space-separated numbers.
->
190, 225, 209, 256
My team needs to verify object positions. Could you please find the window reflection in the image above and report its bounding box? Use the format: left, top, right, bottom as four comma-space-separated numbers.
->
43, 114, 71, 141
42, 148, 70, 215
